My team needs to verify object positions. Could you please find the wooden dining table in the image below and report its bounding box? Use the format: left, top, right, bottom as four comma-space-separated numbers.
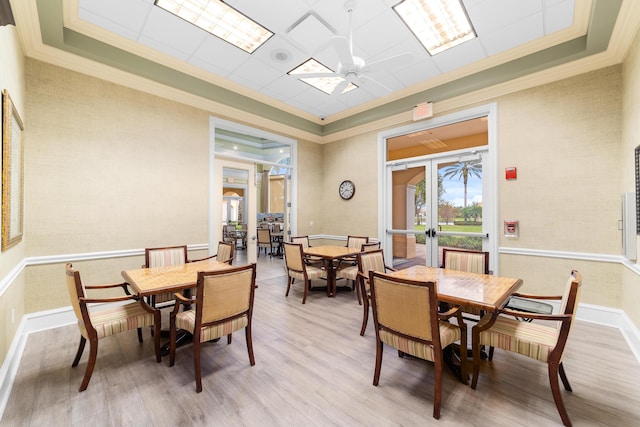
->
388, 265, 523, 313
386, 265, 523, 380
303, 245, 361, 297
121, 258, 234, 355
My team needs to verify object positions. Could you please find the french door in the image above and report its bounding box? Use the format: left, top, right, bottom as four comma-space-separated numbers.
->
385, 151, 490, 270
213, 158, 257, 264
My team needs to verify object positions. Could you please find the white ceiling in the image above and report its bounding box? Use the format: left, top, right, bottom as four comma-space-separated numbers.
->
74, 0, 577, 121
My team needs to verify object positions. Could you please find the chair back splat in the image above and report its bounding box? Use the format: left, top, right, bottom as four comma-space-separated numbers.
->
471, 270, 583, 427
369, 270, 467, 419
169, 263, 257, 393
144, 245, 189, 308
65, 263, 161, 392
283, 242, 325, 304
354, 249, 396, 335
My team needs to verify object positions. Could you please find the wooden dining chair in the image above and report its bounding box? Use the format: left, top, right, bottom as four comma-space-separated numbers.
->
283, 242, 325, 304
169, 264, 257, 393
355, 249, 396, 335
210, 241, 234, 265
290, 235, 323, 266
369, 270, 467, 420
342, 235, 369, 264
65, 263, 161, 391
337, 241, 380, 298
144, 245, 189, 309
471, 270, 582, 427
442, 248, 489, 320
257, 228, 278, 257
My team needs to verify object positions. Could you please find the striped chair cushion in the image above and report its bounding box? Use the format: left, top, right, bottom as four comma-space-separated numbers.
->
175, 309, 248, 343
148, 248, 186, 267
444, 252, 486, 274
80, 302, 156, 339
379, 321, 461, 361
478, 315, 559, 362
289, 266, 325, 288
289, 265, 325, 281
337, 265, 357, 281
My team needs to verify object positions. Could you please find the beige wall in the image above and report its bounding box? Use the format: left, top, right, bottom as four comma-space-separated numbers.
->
319, 130, 379, 238
323, 66, 626, 310
24, 59, 211, 312
496, 66, 625, 306
0, 24, 26, 367
621, 26, 640, 328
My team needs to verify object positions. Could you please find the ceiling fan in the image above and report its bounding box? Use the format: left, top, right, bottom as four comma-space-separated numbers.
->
296, 0, 414, 96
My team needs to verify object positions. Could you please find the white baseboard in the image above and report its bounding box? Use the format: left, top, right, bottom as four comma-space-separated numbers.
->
2, 301, 639, 421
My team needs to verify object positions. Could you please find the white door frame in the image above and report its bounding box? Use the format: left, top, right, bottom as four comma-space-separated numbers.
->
209, 116, 298, 259
377, 103, 499, 273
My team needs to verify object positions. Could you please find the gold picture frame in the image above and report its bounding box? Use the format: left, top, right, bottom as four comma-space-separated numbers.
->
2, 89, 24, 250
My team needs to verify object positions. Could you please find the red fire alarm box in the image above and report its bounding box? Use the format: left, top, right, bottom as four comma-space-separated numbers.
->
505, 167, 517, 180
504, 220, 519, 238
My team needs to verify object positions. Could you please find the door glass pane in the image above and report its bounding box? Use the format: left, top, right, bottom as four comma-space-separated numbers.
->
437, 159, 483, 264
390, 166, 427, 268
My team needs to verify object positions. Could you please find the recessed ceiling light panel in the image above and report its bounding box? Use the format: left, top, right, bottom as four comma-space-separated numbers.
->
394, 0, 476, 55
289, 59, 357, 95
155, 0, 273, 54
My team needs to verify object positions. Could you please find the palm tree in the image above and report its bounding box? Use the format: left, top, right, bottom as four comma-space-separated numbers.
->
441, 161, 482, 209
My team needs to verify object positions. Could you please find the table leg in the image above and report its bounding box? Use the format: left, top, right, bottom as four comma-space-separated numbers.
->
325, 259, 337, 297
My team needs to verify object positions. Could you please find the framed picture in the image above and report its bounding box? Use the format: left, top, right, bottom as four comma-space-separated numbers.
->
2, 89, 24, 250
636, 145, 640, 235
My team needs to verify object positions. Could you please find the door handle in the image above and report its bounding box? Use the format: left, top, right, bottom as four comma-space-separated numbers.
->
425, 228, 437, 238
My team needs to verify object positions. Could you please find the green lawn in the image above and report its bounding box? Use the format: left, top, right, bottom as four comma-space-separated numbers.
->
414, 223, 483, 233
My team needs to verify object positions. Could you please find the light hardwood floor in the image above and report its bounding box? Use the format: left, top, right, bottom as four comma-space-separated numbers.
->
3, 252, 640, 426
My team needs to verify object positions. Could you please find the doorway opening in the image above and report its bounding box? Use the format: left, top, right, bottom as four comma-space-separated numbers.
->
210, 117, 297, 262
379, 104, 497, 272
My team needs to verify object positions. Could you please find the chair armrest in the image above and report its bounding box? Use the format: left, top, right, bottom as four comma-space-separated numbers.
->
174, 293, 193, 303
188, 254, 216, 262
384, 266, 397, 272
80, 294, 139, 304
170, 292, 196, 314
438, 305, 461, 320
510, 292, 562, 300
85, 282, 134, 296
499, 307, 572, 322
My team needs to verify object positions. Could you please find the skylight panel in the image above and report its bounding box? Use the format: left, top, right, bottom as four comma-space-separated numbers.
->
155, 0, 273, 53
393, 0, 476, 55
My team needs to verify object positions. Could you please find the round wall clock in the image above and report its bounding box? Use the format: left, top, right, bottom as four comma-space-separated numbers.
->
339, 180, 355, 200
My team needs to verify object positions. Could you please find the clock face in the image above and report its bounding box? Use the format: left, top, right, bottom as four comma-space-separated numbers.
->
339, 180, 355, 200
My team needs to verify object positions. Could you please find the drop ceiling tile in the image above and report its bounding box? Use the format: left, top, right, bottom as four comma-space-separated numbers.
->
430, 38, 487, 73
79, 0, 151, 35
391, 57, 441, 87
140, 7, 208, 57
468, 0, 543, 36
351, 10, 413, 59
250, 35, 307, 74
545, 0, 575, 34
78, 9, 141, 41
229, 0, 311, 34
229, 56, 283, 90
190, 37, 250, 76
261, 75, 310, 102
481, 13, 544, 57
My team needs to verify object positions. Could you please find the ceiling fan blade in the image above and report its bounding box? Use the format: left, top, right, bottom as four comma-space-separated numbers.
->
295, 72, 340, 79
365, 52, 414, 74
330, 79, 350, 97
328, 36, 354, 68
